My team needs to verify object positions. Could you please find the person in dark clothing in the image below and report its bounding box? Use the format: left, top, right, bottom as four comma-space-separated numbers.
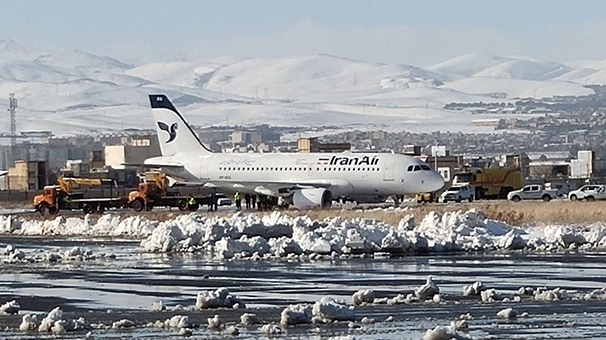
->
209, 192, 217, 212
244, 194, 251, 210
257, 195, 263, 211
251, 195, 256, 210
234, 192, 242, 211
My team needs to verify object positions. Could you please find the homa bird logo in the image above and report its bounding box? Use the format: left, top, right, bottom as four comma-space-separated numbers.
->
157, 121, 178, 143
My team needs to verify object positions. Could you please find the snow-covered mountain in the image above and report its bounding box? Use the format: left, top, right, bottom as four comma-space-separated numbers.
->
0, 39, 605, 136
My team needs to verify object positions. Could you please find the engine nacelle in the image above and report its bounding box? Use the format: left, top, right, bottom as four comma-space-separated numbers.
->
292, 188, 332, 209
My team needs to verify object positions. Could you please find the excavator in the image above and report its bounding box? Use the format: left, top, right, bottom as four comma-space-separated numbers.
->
33, 177, 125, 215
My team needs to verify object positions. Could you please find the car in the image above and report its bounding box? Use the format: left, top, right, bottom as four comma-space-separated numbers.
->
440, 185, 475, 203
507, 185, 558, 202
217, 197, 232, 206
568, 185, 606, 201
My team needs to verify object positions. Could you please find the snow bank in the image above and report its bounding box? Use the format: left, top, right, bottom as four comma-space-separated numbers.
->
7, 209, 606, 258
196, 288, 245, 309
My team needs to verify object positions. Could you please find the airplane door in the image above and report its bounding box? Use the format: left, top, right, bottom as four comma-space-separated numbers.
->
200, 157, 211, 181
383, 159, 395, 181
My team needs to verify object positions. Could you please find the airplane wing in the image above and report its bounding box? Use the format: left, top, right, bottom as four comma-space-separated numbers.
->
187, 179, 344, 196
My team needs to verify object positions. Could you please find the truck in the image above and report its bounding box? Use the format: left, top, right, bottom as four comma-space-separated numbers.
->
33, 177, 126, 215
568, 185, 606, 201
128, 172, 209, 212
440, 184, 475, 203
453, 167, 523, 199
507, 184, 558, 202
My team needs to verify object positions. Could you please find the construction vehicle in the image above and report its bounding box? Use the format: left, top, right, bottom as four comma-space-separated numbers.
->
33, 177, 125, 215
128, 172, 208, 212
453, 167, 523, 199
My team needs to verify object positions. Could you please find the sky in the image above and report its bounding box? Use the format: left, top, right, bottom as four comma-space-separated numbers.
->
2, 0, 606, 65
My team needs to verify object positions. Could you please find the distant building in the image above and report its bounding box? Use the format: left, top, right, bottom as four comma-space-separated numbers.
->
6, 160, 49, 191
297, 137, 350, 153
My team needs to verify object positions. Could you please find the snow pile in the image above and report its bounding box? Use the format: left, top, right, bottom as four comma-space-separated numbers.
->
8, 214, 156, 237
151, 300, 166, 312
7, 209, 606, 258
196, 288, 245, 309
480, 289, 502, 303
312, 297, 355, 322
352, 289, 375, 306
0, 300, 20, 314
280, 304, 313, 325
19, 314, 39, 331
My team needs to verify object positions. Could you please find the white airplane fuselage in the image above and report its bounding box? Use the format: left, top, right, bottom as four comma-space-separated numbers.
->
146, 151, 445, 198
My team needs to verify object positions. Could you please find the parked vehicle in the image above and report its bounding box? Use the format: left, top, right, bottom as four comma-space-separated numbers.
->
453, 167, 523, 199
33, 177, 125, 215
128, 172, 208, 212
440, 185, 475, 203
217, 196, 232, 206
568, 185, 606, 201
507, 185, 558, 202
415, 192, 435, 203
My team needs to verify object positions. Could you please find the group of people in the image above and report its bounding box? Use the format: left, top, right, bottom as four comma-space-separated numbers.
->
233, 192, 274, 211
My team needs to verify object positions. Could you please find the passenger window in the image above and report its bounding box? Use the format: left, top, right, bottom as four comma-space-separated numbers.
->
523, 186, 530, 191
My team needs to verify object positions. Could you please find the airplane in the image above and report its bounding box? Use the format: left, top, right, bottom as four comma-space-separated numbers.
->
143, 94, 444, 209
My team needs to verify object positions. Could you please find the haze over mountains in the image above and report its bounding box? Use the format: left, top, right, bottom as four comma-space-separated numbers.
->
0, 38, 605, 136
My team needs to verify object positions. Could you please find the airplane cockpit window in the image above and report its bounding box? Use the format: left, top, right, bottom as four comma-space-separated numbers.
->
413, 165, 421, 171
420, 164, 431, 170
407, 165, 414, 172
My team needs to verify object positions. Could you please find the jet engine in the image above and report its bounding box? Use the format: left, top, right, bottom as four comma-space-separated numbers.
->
292, 188, 332, 209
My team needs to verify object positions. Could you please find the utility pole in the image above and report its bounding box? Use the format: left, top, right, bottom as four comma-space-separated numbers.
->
8, 93, 17, 146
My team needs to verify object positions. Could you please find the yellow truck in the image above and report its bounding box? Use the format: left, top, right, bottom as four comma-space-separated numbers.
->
453, 167, 523, 199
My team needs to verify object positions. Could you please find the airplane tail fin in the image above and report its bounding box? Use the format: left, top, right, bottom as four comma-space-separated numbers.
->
149, 94, 212, 156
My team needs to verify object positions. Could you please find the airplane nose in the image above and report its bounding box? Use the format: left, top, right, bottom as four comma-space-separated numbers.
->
423, 172, 444, 192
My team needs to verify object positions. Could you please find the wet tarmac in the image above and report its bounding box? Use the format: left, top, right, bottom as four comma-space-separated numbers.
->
2, 236, 606, 339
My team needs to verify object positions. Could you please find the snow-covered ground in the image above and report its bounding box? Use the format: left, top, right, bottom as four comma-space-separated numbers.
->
1, 40, 605, 135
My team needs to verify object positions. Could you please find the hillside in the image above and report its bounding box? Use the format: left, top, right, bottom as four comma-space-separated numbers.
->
0, 39, 605, 136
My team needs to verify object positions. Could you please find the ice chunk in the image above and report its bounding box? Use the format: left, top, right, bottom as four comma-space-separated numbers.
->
280, 304, 313, 325
260, 324, 283, 335
151, 300, 166, 312
226, 325, 239, 335
112, 319, 135, 329
207, 315, 223, 330
497, 308, 517, 319
19, 314, 39, 331
38, 307, 63, 332
312, 297, 355, 322
0, 300, 20, 314
196, 288, 245, 309
352, 289, 375, 306
165, 315, 191, 329
423, 325, 457, 340
240, 313, 260, 326
415, 276, 440, 300
463, 281, 487, 297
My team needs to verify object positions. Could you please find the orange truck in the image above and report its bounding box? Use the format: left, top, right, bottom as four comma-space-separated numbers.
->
33, 177, 125, 215
128, 172, 207, 212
